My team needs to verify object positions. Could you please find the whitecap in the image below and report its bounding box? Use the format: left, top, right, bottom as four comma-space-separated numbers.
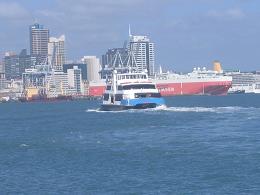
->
19, 144, 29, 147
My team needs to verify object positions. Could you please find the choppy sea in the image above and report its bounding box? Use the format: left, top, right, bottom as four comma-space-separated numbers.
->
0, 94, 260, 194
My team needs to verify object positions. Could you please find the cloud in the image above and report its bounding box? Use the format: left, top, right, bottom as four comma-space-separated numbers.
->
54, 0, 161, 20
226, 8, 245, 19
208, 8, 245, 20
0, 2, 30, 20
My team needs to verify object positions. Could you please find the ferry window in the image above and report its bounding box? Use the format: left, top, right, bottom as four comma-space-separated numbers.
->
123, 84, 156, 90
106, 85, 111, 90
115, 94, 123, 101
117, 85, 123, 90
151, 93, 161, 97
135, 93, 146, 98
103, 94, 109, 101
135, 93, 161, 98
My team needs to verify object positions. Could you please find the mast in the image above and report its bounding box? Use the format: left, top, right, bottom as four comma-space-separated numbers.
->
128, 24, 132, 38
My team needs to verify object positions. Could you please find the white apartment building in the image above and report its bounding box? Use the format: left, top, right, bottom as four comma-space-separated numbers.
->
48, 35, 66, 71
81, 56, 101, 82
67, 66, 84, 95
128, 35, 155, 76
46, 71, 68, 97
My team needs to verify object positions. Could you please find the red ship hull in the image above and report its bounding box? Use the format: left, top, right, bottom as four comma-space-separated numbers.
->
88, 81, 232, 97
156, 81, 232, 96
19, 95, 73, 102
88, 85, 106, 97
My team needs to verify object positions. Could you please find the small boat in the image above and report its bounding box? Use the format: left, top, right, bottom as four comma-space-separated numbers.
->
100, 69, 166, 111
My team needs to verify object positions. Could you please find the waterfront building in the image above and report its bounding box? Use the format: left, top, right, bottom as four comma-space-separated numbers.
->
63, 63, 88, 80
67, 66, 83, 95
48, 35, 66, 71
46, 71, 69, 97
22, 65, 70, 98
226, 71, 260, 93
30, 23, 49, 64
81, 56, 101, 82
128, 34, 155, 76
0, 73, 7, 90
0, 61, 4, 73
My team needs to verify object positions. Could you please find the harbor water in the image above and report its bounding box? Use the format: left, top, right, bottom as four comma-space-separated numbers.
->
0, 94, 260, 194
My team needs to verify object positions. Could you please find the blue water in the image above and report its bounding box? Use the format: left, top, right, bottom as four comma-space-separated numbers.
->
0, 94, 260, 194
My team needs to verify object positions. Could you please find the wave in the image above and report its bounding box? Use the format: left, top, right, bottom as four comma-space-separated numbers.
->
86, 108, 128, 113
86, 106, 260, 114
19, 144, 29, 147
150, 106, 260, 113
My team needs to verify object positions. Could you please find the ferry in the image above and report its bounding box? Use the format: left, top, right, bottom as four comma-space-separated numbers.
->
100, 70, 165, 111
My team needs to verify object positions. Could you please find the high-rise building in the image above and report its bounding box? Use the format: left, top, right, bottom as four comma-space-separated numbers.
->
4, 52, 19, 80
101, 48, 128, 69
128, 34, 155, 75
81, 56, 101, 82
63, 63, 88, 80
48, 35, 66, 71
4, 50, 36, 80
19, 49, 36, 74
30, 23, 49, 64
67, 66, 83, 94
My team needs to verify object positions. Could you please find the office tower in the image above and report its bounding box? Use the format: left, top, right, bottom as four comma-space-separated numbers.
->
4, 52, 19, 80
128, 32, 155, 75
101, 48, 128, 69
4, 50, 36, 80
67, 66, 83, 94
81, 56, 101, 82
63, 63, 88, 80
48, 35, 66, 71
19, 49, 36, 75
30, 23, 49, 64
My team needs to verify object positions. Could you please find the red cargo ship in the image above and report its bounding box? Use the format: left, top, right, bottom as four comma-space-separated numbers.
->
152, 68, 232, 96
88, 68, 232, 97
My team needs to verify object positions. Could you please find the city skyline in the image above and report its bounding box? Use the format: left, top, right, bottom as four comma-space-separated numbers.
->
0, 0, 260, 71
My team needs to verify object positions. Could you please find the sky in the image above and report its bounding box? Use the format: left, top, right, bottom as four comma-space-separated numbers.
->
0, 0, 260, 71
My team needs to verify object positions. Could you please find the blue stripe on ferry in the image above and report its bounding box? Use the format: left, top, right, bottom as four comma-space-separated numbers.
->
120, 97, 165, 106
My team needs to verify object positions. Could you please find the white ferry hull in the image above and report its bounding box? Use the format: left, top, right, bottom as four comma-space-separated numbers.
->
100, 103, 158, 111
